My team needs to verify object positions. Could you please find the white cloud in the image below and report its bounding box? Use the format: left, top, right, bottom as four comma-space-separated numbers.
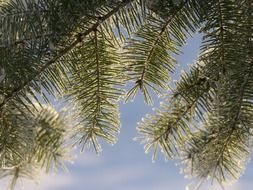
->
20, 161, 251, 190
0, 172, 74, 190
72, 150, 105, 167
83, 164, 150, 185
23, 173, 74, 190
0, 161, 150, 190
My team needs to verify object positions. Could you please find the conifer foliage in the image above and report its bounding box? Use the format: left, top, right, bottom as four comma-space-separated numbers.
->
0, 0, 252, 189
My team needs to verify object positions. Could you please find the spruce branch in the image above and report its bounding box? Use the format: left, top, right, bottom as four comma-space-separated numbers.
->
125, 0, 201, 104
0, 1, 252, 189
139, 0, 189, 85
0, 0, 134, 111
181, 1, 253, 186
137, 62, 215, 160
67, 28, 124, 153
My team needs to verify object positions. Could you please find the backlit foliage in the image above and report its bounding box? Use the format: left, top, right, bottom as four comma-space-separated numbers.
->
0, 0, 252, 189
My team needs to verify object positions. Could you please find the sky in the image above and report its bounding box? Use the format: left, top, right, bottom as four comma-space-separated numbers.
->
1, 34, 253, 190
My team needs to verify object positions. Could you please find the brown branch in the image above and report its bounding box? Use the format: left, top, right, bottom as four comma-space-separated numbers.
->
0, 32, 72, 49
217, 0, 226, 75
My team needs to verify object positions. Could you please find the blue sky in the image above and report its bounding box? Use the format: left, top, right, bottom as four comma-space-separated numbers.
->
1, 34, 253, 190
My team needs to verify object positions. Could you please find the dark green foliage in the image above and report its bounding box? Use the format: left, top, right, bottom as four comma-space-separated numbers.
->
0, 0, 252, 189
